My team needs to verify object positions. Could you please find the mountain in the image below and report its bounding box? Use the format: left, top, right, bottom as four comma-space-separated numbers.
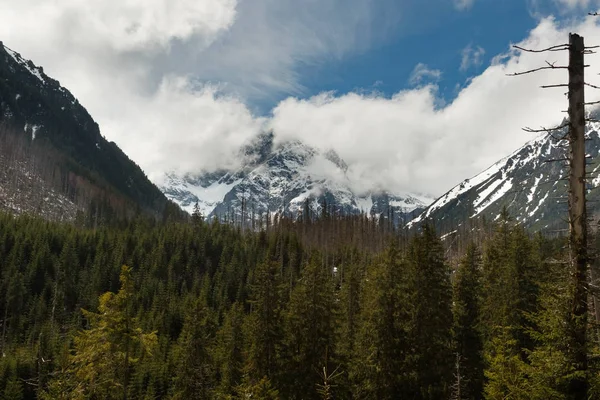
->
0, 42, 172, 221
161, 132, 432, 225
411, 121, 600, 233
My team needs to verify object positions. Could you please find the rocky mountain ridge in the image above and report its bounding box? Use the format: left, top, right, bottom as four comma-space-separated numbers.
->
411, 120, 600, 233
161, 132, 433, 225
0, 42, 173, 221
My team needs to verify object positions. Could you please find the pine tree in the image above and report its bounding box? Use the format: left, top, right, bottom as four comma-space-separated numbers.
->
522, 251, 573, 399
214, 303, 245, 398
244, 261, 283, 385
42, 265, 157, 400
170, 296, 216, 400
452, 244, 484, 399
351, 242, 410, 399
280, 255, 337, 399
406, 223, 454, 399
192, 201, 203, 225
484, 327, 529, 399
480, 213, 542, 399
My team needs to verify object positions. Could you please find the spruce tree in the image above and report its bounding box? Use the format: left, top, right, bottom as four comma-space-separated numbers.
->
351, 242, 410, 399
452, 244, 484, 399
42, 265, 157, 400
406, 223, 454, 399
244, 261, 283, 386
280, 255, 337, 399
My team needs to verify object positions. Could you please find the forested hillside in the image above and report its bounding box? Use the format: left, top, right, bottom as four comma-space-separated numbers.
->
0, 209, 596, 399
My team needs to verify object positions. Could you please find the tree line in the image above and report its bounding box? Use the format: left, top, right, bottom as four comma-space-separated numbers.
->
0, 208, 597, 399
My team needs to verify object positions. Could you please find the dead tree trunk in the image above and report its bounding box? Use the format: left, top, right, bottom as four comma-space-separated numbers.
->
567, 32, 588, 400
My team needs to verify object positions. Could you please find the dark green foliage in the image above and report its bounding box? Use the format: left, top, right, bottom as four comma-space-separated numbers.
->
405, 224, 454, 398
279, 255, 337, 399
452, 244, 484, 399
0, 208, 598, 399
350, 243, 411, 399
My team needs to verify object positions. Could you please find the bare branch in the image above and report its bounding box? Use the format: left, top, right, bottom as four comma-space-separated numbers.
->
541, 84, 569, 89
584, 100, 600, 106
513, 44, 570, 53
523, 121, 570, 133
507, 62, 569, 76
586, 82, 600, 89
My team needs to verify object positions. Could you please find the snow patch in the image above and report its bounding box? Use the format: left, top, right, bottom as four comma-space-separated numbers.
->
356, 194, 373, 214
528, 190, 550, 218
31, 125, 40, 141
173, 177, 242, 215
473, 179, 504, 209
5, 46, 45, 83
474, 179, 513, 216
527, 175, 543, 204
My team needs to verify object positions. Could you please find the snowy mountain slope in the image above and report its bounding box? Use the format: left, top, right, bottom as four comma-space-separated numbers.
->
161, 133, 433, 224
411, 121, 600, 233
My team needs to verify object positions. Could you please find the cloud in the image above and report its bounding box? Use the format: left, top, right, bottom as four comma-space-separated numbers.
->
460, 44, 485, 72
0, 0, 237, 53
409, 63, 442, 86
4, 2, 600, 201
530, 0, 600, 13
555, 0, 591, 8
269, 17, 600, 196
102, 78, 266, 183
0, 0, 401, 180
454, 0, 476, 10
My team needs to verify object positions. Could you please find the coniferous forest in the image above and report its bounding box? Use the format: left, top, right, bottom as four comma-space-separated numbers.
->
0, 207, 599, 399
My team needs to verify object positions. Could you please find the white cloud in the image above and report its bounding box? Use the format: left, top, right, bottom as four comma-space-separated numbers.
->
3, 2, 600, 201
0, 0, 237, 53
555, 0, 591, 8
269, 17, 600, 196
0, 0, 401, 180
454, 0, 476, 10
409, 63, 442, 86
460, 44, 485, 72
102, 78, 266, 183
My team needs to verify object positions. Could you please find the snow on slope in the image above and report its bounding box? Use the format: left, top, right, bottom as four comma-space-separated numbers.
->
161, 135, 432, 223
4, 45, 46, 83
412, 120, 600, 231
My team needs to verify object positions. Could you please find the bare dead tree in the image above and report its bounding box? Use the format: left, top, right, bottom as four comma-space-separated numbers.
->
509, 32, 590, 400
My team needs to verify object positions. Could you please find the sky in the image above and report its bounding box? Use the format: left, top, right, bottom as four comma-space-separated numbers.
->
1, 0, 600, 198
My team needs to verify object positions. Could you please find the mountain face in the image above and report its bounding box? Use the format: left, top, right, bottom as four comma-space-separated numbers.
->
0, 42, 171, 220
411, 121, 600, 233
162, 132, 432, 225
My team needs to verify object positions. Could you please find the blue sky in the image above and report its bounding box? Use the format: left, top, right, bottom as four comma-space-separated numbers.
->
2, 0, 600, 196
264, 0, 566, 113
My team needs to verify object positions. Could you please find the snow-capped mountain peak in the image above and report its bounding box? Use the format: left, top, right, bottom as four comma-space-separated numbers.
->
411, 120, 600, 232
161, 134, 432, 224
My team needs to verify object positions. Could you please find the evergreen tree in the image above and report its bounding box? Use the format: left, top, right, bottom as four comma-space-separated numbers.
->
406, 223, 454, 399
351, 242, 411, 399
280, 255, 337, 399
192, 201, 204, 225
244, 261, 283, 385
214, 303, 245, 398
452, 244, 485, 399
42, 265, 157, 400
170, 296, 216, 399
